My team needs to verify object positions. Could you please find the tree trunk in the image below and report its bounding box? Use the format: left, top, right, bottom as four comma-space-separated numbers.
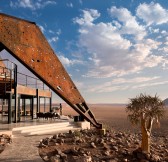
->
141, 119, 150, 153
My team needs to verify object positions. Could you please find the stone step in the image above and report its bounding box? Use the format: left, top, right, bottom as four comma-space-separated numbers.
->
12, 121, 80, 136
28, 125, 78, 135
21, 122, 70, 133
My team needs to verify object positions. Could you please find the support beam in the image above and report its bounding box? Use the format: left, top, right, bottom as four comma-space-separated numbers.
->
22, 98, 26, 116
44, 97, 46, 112
30, 97, 34, 119
18, 95, 20, 122
8, 93, 12, 124
49, 96, 52, 112
36, 89, 39, 113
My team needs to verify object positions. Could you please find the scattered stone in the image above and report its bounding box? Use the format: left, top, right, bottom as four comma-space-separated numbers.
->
39, 129, 168, 162
104, 150, 110, 156
90, 142, 96, 148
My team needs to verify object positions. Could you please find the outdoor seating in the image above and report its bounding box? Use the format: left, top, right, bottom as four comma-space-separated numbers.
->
36, 112, 60, 120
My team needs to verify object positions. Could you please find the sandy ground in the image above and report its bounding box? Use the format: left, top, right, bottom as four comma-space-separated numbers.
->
62, 103, 168, 137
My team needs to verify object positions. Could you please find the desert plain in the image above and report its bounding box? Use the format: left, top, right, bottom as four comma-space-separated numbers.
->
61, 103, 168, 137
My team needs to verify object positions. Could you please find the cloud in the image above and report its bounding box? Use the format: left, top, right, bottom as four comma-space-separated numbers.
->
136, 2, 168, 25
87, 76, 163, 93
59, 55, 84, 66
38, 25, 45, 33
73, 7, 167, 78
10, 0, 56, 10
73, 9, 100, 25
108, 6, 146, 40
66, 3, 73, 8
48, 36, 59, 43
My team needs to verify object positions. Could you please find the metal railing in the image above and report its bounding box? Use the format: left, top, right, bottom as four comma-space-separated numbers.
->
17, 72, 49, 90
0, 59, 50, 91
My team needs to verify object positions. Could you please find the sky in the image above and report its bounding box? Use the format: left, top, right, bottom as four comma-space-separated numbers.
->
0, 0, 168, 104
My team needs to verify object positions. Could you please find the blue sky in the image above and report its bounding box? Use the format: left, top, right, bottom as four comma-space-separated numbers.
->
1, 0, 168, 104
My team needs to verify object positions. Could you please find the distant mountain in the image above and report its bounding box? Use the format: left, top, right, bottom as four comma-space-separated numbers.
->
163, 98, 168, 106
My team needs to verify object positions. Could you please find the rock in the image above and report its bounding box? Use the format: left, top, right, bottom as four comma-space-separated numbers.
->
0, 137, 5, 143
55, 148, 62, 155
60, 153, 67, 160
39, 141, 47, 147
111, 145, 118, 151
69, 130, 73, 134
115, 132, 123, 138
43, 155, 49, 161
63, 149, 72, 154
103, 143, 110, 150
140, 160, 149, 162
70, 148, 79, 156
50, 156, 61, 162
53, 134, 59, 139
0, 144, 5, 153
72, 155, 92, 162
133, 148, 149, 161
104, 150, 110, 156
90, 142, 96, 148
78, 148, 86, 155
150, 154, 161, 162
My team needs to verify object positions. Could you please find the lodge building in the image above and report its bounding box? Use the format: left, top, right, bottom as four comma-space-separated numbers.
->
0, 58, 52, 124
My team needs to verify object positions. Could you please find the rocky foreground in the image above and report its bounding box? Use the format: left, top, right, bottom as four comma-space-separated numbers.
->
38, 128, 168, 162
0, 134, 12, 154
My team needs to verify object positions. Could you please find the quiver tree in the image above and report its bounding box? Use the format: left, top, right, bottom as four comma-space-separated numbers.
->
126, 94, 165, 153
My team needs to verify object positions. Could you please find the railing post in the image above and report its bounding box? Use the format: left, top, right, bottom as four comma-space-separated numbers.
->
26, 75, 27, 87
36, 78, 37, 89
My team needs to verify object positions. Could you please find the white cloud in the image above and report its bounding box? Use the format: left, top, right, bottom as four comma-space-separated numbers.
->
73, 9, 100, 26
59, 55, 84, 66
10, 0, 56, 10
49, 30, 55, 34
161, 30, 167, 35
136, 2, 168, 25
74, 8, 167, 78
131, 80, 168, 90
87, 76, 162, 93
48, 29, 61, 35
